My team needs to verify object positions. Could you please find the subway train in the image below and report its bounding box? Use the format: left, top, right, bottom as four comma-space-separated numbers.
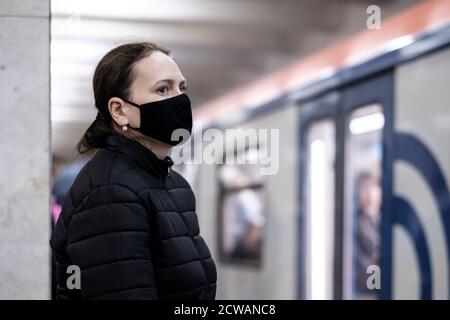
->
172, 0, 450, 299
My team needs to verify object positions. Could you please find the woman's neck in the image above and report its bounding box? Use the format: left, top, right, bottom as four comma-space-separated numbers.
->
121, 129, 171, 159
136, 136, 171, 159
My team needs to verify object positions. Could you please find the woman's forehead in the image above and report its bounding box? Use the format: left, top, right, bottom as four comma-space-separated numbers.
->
134, 52, 185, 84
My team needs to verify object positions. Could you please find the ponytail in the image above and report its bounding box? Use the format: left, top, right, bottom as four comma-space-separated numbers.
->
76, 112, 116, 154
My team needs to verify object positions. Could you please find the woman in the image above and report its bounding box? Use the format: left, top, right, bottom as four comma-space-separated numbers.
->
50, 42, 217, 300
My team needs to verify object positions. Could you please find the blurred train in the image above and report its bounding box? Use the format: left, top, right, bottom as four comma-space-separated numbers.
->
172, 0, 450, 299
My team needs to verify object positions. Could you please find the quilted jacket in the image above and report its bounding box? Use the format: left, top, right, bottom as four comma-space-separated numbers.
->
50, 134, 217, 300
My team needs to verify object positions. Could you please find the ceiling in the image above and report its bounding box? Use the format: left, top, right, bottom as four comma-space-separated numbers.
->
51, 0, 420, 160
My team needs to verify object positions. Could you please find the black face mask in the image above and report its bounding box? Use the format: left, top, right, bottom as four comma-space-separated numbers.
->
122, 93, 193, 146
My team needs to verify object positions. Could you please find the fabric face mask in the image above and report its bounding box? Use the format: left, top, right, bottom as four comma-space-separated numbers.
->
122, 93, 193, 146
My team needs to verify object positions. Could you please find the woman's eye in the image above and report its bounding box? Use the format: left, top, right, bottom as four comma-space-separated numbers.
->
180, 86, 187, 92
158, 86, 169, 94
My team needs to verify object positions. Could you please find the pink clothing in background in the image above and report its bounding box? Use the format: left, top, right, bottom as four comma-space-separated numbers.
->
51, 198, 62, 224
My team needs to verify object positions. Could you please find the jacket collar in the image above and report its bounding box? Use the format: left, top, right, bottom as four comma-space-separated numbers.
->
104, 134, 174, 178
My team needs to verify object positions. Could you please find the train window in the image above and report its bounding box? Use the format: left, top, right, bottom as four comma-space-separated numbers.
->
305, 119, 335, 299
343, 104, 384, 299
218, 147, 267, 267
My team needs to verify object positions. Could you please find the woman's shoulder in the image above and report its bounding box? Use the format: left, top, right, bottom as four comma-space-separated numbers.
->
67, 148, 144, 205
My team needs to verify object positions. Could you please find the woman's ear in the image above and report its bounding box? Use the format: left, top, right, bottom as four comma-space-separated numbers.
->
108, 97, 129, 127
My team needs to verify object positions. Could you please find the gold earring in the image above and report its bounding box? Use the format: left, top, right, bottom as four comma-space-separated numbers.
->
122, 125, 128, 131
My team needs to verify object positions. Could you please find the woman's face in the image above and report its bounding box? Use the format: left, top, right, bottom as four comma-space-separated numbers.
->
110, 51, 187, 131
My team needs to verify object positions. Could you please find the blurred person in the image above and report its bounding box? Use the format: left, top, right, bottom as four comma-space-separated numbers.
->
51, 155, 66, 184
50, 155, 66, 223
353, 171, 382, 299
230, 223, 263, 261
52, 156, 90, 208
50, 42, 217, 300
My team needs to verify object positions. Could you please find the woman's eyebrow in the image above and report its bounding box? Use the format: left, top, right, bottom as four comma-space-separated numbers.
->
154, 79, 186, 86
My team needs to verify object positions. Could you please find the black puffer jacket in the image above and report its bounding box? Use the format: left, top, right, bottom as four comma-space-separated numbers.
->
50, 134, 217, 300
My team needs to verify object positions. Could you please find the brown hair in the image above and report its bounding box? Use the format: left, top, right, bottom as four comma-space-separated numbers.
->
76, 42, 170, 154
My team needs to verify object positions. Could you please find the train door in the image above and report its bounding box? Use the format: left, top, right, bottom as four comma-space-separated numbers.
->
341, 73, 393, 300
299, 91, 340, 300
299, 72, 393, 300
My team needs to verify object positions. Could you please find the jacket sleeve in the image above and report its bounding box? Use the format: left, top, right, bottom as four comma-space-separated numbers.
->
64, 184, 159, 300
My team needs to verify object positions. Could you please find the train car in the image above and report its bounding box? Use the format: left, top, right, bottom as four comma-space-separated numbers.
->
173, 0, 450, 299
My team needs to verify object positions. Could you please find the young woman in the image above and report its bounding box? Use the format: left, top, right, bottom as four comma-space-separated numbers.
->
50, 42, 217, 300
